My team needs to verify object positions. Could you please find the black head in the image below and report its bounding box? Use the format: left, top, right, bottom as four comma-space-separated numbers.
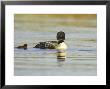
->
57, 31, 65, 41
23, 44, 27, 50
24, 44, 27, 47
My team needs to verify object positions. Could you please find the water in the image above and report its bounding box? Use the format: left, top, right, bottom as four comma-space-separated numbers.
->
14, 14, 97, 76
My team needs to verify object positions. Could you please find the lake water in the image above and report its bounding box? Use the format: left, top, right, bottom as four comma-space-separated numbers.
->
14, 15, 97, 76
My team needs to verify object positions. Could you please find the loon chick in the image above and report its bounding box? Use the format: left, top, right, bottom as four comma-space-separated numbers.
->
16, 44, 27, 50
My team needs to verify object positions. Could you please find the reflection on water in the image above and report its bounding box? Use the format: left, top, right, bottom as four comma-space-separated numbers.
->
14, 14, 97, 76
57, 50, 66, 61
57, 50, 66, 67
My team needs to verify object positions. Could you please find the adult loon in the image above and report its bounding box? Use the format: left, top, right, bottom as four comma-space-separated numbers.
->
33, 31, 67, 50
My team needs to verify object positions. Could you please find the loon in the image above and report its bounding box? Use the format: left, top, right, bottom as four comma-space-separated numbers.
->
15, 44, 27, 50
33, 31, 67, 50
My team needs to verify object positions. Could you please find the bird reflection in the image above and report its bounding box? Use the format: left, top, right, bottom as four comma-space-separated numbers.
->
57, 50, 66, 66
